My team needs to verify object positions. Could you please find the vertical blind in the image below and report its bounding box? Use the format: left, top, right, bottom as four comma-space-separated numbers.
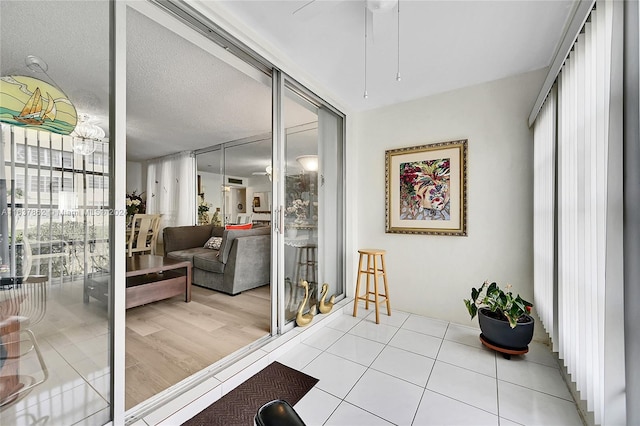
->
533, 1, 625, 424
533, 87, 556, 351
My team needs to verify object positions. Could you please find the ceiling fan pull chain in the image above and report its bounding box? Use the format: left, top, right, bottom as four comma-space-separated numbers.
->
364, 0, 369, 99
396, 0, 401, 82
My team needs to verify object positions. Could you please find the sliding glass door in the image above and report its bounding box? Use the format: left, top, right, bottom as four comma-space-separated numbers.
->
123, 1, 274, 412
1, 0, 346, 423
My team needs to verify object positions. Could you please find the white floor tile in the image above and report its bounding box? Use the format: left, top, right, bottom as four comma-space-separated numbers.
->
402, 314, 449, 338
437, 340, 497, 378
261, 329, 301, 353
294, 387, 341, 426
22, 287, 577, 426
496, 357, 572, 400
325, 401, 393, 426
302, 352, 367, 398
301, 327, 345, 350
72, 357, 105, 380
413, 390, 499, 426
10, 361, 87, 412
87, 372, 111, 401
521, 341, 559, 368
326, 314, 363, 332
56, 342, 90, 363
350, 301, 376, 319
73, 407, 112, 426
2, 382, 108, 426
150, 377, 222, 426
427, 361, 498, 414
345, 369, 423, 425
444, 323, 483, 349
363, 308, 410, 328
129, 420, 150, 426
213, 349, 269, 382
348, 320, 399, 344
498, 381, 582, 426
370, 345, 434, 387
275, 343, 322, 371
388, 328, 442, 358
326, 334, 385, 366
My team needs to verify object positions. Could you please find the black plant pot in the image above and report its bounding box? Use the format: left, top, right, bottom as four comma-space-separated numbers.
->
478, 308, 534, 350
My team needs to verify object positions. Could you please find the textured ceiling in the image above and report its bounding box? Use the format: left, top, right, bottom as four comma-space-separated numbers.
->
0, 1, 110, 130
197, 123, 319, 177
216, 0, 576, 111
0, 1, 316, 167
1, 0, 575, 167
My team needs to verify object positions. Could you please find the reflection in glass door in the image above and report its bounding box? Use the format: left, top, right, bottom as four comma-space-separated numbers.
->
0, 2, 112, 423
282, 85, 344, 324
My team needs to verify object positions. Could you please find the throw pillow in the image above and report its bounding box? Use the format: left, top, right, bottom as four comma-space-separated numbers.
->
203, 236, 223, 250
226, 223, 253, 230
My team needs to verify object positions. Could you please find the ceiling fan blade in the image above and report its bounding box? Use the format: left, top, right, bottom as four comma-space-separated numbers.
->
292, 0, 317, 15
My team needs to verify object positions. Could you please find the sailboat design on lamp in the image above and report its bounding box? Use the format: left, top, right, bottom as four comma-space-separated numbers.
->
0, 75, 77, 135
13, 87, 57, 125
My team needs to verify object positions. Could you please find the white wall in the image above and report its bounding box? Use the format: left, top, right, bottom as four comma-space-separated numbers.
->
246, 176, 272, 222
199, 171, 273, 222
353, 69, 546, 330
126, 160, 145, 195
199, 171, 224, 218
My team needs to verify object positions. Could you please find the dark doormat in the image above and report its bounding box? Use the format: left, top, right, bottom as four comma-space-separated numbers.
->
182, 361, 318, 426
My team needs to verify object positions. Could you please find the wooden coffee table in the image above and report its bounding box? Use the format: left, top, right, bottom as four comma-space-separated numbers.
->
125, 255, 191, 309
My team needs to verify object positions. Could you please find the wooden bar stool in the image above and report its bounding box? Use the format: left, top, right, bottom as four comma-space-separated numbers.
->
353, 249, 391, 324
294, 245, 317, 303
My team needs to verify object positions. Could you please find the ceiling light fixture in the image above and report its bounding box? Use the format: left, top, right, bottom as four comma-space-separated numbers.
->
296, 155, 318, 172
24, 55, 65, 90
71, 113, 104, 155
252, 165, 273, 180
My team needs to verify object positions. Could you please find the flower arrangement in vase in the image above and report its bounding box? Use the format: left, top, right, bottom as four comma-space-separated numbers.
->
286, 199, 310, 225
198, 195, 211, 225
126, 190, 145, 225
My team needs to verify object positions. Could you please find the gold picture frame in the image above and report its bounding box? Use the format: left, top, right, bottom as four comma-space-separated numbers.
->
385, 139, 467, 236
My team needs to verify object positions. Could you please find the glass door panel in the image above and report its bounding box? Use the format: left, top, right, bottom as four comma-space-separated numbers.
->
317, 108, 344, 305
281, 85, 344, 324
123, 0, 274, 411
197, 149, 223, 226
0, 1, 112, 423
222, 137, 272, 227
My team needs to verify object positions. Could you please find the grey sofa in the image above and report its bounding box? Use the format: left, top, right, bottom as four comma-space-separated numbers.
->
163, 224, 270, 295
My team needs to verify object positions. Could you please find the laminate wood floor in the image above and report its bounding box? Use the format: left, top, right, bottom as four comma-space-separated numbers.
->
125, 284, 271, 409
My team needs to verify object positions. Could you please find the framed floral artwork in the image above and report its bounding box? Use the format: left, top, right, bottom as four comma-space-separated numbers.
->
385, 139, 467, 236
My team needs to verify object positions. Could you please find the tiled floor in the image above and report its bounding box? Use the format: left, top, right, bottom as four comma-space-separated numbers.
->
1, 282, 584, 426
275, 305, 584, 426
0, 280, 111, 426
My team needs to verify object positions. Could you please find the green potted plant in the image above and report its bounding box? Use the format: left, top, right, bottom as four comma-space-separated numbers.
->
464, 281, 534, 351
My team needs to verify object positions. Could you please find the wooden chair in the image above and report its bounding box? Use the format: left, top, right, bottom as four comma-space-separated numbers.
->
237, 213, 253, 224
127, 214, 161, 257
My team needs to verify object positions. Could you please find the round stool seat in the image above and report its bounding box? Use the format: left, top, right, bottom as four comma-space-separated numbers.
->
358, 249, 386, 255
